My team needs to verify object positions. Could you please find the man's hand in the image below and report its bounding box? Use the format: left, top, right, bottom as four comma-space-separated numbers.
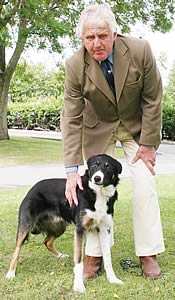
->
132, 145, 156, 175
65, 172, 83, 207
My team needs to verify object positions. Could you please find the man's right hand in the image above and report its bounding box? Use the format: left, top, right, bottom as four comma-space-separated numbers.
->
65, 172, 83, 207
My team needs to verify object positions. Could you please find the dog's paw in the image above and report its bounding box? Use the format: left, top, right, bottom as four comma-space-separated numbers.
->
73, 281, 86, 293
57, 253, 69, 258
108, 275, 123, 285
6, 270, 16, 280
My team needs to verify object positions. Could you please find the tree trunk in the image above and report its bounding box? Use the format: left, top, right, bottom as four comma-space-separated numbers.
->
0, 46, 9, 140
0, 92, 9, 140
0, 18, 28, 141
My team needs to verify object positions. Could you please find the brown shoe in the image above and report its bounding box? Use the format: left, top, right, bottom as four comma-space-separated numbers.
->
83, 256, 103, 280
140, 255, 161, 279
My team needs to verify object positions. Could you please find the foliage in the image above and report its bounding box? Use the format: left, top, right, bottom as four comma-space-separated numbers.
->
162, 104, 175, 141
9, 62, 65, 102
0, 175, 175, 299
7, 96, 63, 131
0, 1, 84, 50
0, 0, 84, 140
164, 61, 175, 100
104, 0, 175, 33
162, 61, 175, 140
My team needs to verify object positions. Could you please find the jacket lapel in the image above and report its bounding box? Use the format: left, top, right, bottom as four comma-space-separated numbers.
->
85, 52, 116, 105
113, 37, 130, 102
84, 36, 130, 104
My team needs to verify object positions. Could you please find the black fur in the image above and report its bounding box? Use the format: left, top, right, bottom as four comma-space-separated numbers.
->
7, 154, 122, 280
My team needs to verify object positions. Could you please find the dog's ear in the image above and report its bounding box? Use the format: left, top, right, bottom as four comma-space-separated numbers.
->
115, 160, 122, 174
86, 155, 95, 169
82, 169, 89, 188
84, 169, 89, 178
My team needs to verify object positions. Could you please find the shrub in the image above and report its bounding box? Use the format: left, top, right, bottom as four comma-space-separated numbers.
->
7, 94, 175, 140
162, 103, 175, 141
7, 96, 63, 131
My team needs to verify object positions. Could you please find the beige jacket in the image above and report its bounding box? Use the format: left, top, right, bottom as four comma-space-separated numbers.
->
62, 35, 162, 167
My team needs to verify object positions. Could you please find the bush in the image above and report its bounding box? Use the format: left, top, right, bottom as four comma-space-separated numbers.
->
162, 103, 175, 141
7, 94, 175, 140
7, 96, 63, 131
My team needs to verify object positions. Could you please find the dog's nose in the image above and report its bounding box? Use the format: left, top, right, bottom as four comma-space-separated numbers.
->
94, 176, 102, 183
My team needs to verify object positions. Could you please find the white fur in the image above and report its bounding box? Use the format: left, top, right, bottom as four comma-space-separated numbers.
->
87, 177, 124, 286
73, 262, 86, 293
56, 253, 69, 258
6, 270, 16, 279
88, 179, 116, 226
91, 170, 104, 185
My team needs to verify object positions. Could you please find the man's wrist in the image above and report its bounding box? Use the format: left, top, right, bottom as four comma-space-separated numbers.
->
65, 166, 78, 174
140, 144, 154, 148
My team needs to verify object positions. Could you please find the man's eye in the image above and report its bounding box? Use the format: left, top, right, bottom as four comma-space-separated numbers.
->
86, 36, 94, 41
99, 34, 108, 39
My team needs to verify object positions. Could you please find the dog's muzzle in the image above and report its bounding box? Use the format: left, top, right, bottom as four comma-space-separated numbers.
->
91, 171, 104, 185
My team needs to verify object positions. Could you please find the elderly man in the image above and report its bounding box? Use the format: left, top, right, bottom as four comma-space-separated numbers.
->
61, 4, 165, 279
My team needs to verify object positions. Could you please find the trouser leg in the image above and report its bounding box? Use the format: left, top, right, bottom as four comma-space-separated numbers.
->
85, 124, 165, 257
121, 139, 165, 256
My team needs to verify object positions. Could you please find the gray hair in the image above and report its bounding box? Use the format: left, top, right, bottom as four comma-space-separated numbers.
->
77, 4, 117, 38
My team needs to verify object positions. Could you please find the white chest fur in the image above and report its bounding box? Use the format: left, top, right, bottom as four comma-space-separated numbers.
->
86, 182, 116, 227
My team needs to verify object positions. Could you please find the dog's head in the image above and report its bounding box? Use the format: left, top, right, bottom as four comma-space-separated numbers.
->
86, 154, 122, 187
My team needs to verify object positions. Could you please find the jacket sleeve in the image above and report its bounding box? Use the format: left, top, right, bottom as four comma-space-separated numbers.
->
139, 40, 162, 147
61, 60, 85, 167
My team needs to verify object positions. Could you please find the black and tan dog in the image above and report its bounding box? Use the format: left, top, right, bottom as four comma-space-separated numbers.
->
6, 154, 123, 292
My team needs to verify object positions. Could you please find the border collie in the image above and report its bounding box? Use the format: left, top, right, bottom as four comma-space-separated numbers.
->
6, 154, 123, 292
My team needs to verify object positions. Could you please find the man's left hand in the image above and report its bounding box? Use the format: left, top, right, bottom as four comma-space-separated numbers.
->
132, 145, 156, 175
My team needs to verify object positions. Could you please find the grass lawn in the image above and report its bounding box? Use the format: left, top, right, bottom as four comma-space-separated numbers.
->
0, 175, 175, 300
0, 137, 124, 167
0, 137, 64, 167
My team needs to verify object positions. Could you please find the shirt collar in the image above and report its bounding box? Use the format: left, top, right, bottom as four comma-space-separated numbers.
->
98, 52, 113, 65
107, 53, 113, 64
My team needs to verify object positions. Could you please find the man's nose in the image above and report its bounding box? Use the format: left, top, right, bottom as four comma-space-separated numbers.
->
94, 37, 101, 48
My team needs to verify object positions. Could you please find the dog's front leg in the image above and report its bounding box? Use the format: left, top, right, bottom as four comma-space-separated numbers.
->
99, 219, 123, 285
73, 228, 86, 293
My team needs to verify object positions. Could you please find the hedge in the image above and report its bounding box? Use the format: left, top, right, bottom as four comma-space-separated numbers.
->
7, 97, 64, 131
7, 98, 175, 141
162, 103, 175, 141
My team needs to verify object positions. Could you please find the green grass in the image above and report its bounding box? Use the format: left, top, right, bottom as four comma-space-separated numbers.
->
0, 137, 64, 167
0, 137, 124, 167
1, 175, 175, 300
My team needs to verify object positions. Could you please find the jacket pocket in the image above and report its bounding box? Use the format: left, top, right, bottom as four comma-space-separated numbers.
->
125, 74, 142, 88
83, 99, 100, 128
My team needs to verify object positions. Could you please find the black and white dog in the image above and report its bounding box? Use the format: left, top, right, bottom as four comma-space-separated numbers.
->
6, 154, 123, 292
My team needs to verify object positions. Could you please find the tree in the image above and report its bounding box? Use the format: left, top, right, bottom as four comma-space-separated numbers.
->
108, 0, 175, 33
9, 61, 65, 102
0, 0, 175, 140
0, 0, 84, 140
164, 61, 175, 101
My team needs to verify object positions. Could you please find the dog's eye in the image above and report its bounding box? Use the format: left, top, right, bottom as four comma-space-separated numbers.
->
105, 162, 109, 167
96, 161, 100, 166
91, 164, 97, 169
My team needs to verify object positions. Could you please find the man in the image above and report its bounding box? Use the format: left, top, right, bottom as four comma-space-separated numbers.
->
61, 4, 165, 279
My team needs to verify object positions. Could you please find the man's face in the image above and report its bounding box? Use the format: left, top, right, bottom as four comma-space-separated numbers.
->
82, 23, 116, 61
